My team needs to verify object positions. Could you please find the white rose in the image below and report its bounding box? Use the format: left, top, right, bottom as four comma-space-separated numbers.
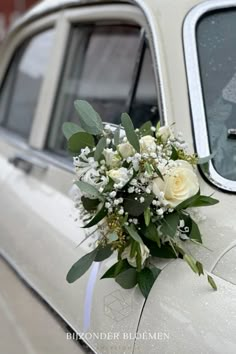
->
156, 126, 173, 143
152, 160, 199, 207
103, 148, 121, 168
118, 143, 135, 158
121, 243, 150, 268
139, 135, 156, 154
107, 167, 132, 188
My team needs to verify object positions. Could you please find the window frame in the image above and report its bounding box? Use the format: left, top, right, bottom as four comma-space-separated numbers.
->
44, 4, 161, 158
184, 0, 236, 192
0, 13, 59, 147
0, 3, 163, 173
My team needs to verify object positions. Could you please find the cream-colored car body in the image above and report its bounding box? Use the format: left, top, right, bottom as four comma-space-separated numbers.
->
0, 1, 236, 353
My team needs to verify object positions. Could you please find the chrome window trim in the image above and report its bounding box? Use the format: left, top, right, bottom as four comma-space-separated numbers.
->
184, 0, 236, 192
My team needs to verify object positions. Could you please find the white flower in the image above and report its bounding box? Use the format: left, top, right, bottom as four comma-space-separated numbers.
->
121, 243, 150, 268
103, 148, 121, 168
152, 160, 199, 208
156, 126, 173, 143
118, 142, 135, 158
139, 135, 156, 154
107, 167, 132, 188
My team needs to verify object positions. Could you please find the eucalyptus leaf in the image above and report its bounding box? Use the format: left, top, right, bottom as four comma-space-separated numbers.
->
170, 145, 179, 160
121, 113, 140, 152
74, 100, 103, 135
101, 259, 131, 279
145, 240, 177, 258
190, 195, 219, 208
68, 132, 95, 154
95, 245, 113, 262
124, 224, 143, 244
94, 137, 106, 161
66, 248, 97, 283
62, 122, 84, 140
83, 204, 107, 228
114, 126, 120, 146
75, 181, 103, 200
115, 268, 138, 289
144, 162, 153, 176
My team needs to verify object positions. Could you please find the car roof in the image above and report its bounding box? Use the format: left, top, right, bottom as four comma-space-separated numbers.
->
11, 0, 203, 32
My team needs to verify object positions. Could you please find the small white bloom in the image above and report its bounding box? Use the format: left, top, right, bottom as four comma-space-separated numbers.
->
140, 197, 145, 203
109, 191, 117, 198
156, 125, 173, 143
139, 135, 156, 154
107, 167, 132, 188
118, 142, 135, 159
103, 149, 121, 168
121, 243, 150, 268
128, 187, 135, 193
179, 219, 185, 228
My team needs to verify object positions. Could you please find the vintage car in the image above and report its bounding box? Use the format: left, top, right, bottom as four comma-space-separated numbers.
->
1, 0, 236, 353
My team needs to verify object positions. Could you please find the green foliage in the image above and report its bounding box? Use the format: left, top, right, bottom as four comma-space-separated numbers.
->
137, 267, 160, 298
68, 132, 95, 154
142, 222, 161, 247
95, 245, 113, 262
114, 126, 120, 146
94, 137, 106, 161
74, 100, 103, 135
75, 181, 103, 200
62, 122, 84, 140
121, 113, 140, 152
208, 275, 217, 290
183, 254, 198, 273
161, 212, 180, 238
139, 121, 152, 136
66, 248, 98, 283
81, 197, 100, 211
176, 191, 219, 210
83, 204, 107, 228
144, 208, 151, 227
124, 224, 143, 244
123, 193, 154, 217
115, 268, 138, 289
101, 259, 131, 279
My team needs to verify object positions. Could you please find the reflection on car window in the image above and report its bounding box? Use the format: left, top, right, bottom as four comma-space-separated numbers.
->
0, 29, 55, 139
197, 10, 236, 181
130, 43, 159, 127
48, 25, 142, 153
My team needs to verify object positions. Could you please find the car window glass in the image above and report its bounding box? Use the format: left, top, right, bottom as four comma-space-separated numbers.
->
130, 43, 159, 127
197, 10, 236, 181
0, 29, 55, 139
48, 25, 141, 154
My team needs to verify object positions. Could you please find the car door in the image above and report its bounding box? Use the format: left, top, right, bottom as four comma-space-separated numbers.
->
0, 4, 160, 353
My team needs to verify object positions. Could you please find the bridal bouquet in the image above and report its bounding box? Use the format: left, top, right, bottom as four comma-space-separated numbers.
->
64, 100, 219, 298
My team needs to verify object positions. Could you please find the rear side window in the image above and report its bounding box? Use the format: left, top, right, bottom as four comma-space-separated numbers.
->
0, 29, 55, 139
197, 10, 236, 181
48, 25, 159, 154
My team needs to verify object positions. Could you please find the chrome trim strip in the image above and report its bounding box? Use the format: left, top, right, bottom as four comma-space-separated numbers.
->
184, 0, 236, 192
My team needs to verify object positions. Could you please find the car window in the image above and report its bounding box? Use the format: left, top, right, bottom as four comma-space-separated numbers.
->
130, 43, 159, 127
47, 25, 143, 154
197, 10, 236, 181
0, 29, 55, 139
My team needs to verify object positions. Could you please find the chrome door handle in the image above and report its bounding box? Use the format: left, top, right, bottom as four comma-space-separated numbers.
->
8, 154, 48, 174
228, 129, 236, 139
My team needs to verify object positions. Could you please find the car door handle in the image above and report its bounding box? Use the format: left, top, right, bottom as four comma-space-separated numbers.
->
8, 154, 48, 174
228, 129, 236, 139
